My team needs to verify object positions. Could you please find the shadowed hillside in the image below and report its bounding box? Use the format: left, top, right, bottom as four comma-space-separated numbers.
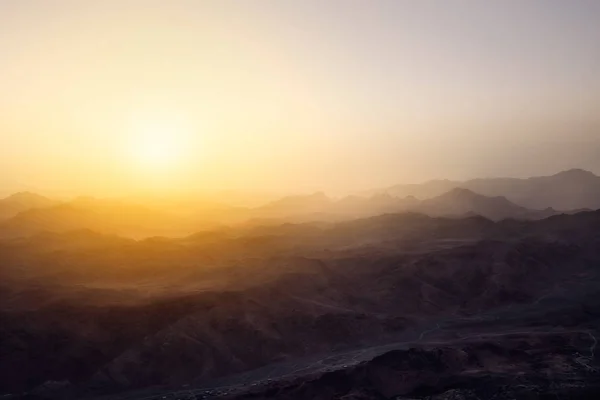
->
1, 210, 600, 399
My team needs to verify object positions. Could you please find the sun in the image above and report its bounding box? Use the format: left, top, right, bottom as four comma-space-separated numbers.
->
127, 115, 191, 171
134, 128, 180, 167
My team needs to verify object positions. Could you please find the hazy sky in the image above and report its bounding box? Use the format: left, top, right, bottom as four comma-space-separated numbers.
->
1, 0, 599, 196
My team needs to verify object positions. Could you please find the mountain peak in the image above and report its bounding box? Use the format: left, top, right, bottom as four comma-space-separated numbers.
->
553, 169, 597, 179
442, 187, 479, 198
4, 191, 49, 202
0, 192, 57, 220
309, 191, 328, 200
440, 187, 516, 205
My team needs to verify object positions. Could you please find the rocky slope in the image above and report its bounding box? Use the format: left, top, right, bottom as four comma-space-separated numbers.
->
1, 211, 600, 399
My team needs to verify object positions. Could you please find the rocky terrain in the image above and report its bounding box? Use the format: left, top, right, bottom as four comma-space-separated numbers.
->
0, 208, 599, 399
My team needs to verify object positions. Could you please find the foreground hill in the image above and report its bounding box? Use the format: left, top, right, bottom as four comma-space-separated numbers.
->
1, 211, 600, 399
224, 329, 600, 399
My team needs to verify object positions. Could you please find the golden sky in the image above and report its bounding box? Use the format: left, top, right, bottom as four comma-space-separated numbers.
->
1, 1, 600, 197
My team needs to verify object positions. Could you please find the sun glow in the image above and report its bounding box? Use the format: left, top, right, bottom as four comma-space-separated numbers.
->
127, 114, 193, 171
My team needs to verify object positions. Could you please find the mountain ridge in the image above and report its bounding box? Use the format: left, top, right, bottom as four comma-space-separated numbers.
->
0, 191, 57, 220
0, 169, 599, 239
2, 209, 600, 398
370, 168, 600, 210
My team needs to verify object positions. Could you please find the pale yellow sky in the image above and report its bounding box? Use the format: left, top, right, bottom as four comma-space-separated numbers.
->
1, 1, 600, 197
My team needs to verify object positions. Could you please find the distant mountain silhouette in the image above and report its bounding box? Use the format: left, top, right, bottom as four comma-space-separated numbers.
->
0, 204, 112, 238
414, 188, 532, 221
0, 192, 57, 220
1, 170, 598, 239
249, 189, 560, 223
0, 198, 200, 238
254, 192, 333, 219
372, 169, 600, 210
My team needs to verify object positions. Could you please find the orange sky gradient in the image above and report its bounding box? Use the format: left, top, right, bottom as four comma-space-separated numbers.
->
1, 1, 600, 197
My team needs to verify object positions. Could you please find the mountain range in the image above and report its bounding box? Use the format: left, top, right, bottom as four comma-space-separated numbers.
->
0, 192, 57, 220
368, 168, 600, 210
2, 171, 600, 398
251, 186, 583, 224
2, 210, 600, 399
0, 170, 598, 239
